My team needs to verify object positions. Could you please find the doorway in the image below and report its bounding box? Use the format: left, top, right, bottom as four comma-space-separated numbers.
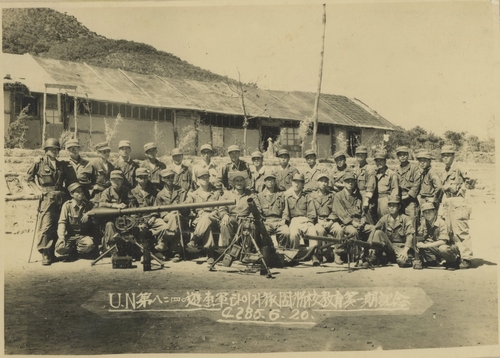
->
261, 126, 281, 152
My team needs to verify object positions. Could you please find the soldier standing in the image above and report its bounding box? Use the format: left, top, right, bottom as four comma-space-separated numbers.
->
440, 145, 473, 269
302, 149, 328, 193
374, 150, 399, 219
254, 173, 290, 247
55, 182, 99, 261
27, 138, 67, 265
171, 148, 193, 192
217, 145, 252, 192
395, 146, 421, 230
274, 148, 299, 192
329, 151, 352, 193
62, 138, 95, 200
249, 151, 272, 193
353, 145, 376, 222
416, 150, 443, 209
192, 144, 219, 189
89, 142, 114, 204
140, 142, 166, 191
114, 140, 138, 189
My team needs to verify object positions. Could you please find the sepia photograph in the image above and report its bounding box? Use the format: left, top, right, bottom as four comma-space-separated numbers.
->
2, 0, 499, 356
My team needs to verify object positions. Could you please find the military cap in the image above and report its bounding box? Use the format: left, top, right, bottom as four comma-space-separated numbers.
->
251, 151, 264, 159
118, 140, 131, 149
160, 168, 176, 177
317, 173, 329, 181
227, 145, 240, 153
67, 182, 82, 193
136, 168, 149, 177
292, 173, 305, 182
355, 146, 368, 154
171, 148, 183, 156
374, 150, 388, 160
343, 172, 356, 181
197, 168, 210, 178
333, 151, 346, 160
65, 139, 80, 149
143, 142, 157, 152
416, 150, 432, 160
304, 149, 317, 158
441, 145, 456, 155
277, 149, 290, 157
228, 170, 249, 181
395, 146, 410, 154
421, 202, 436, 212
95, 142, 111, 151
388, 195, 401, 204
200, 144, 214, 153
264, 172, 276, 180
110, 170, 124, 179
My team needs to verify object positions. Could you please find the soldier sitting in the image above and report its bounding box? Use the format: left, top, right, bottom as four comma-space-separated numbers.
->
254, 173, 290, 247
309, 173, 336, 263
218, 171, 254, 248
417, 202, 460, 270
282, 173, 317, 254
154, 168, 188, 262
185, 168, 222, 264
55, 182, 100, 261
331, 172, 373, 265
368, 195, 419, 268
131, 168, 173, 261
98, 170, 138, 257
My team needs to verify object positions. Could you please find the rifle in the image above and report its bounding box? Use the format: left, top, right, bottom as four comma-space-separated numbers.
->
28, 193, 44, 263
304, 234, 386, 250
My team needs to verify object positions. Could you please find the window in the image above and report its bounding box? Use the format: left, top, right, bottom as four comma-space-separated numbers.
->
46, 109, 61, 124
282, 127, 301, 146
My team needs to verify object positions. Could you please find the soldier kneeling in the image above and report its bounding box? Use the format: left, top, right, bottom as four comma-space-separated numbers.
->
368, 195, 418, 268
56, 183, 100, 261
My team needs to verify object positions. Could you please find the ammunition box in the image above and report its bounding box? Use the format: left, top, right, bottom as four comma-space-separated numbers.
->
112, 255, 133, 269
222, 254, 233, 267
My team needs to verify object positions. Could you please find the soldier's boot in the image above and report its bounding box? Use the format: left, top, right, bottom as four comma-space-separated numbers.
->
459, 259, 471, 269
42, 249, 52, 266
334, 252, 344, 265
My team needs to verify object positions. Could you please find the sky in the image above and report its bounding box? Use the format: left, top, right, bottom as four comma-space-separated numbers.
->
48, 1, 500, 139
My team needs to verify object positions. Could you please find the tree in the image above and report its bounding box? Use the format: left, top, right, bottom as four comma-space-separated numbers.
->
444, 130, 466, 150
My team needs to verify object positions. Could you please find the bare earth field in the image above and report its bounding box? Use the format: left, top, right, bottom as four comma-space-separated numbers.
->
3, 199, 499, 355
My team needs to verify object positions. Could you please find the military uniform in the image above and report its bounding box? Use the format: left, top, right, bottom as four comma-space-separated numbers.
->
308, 188, 335, 236
417, 214, 459, 266
374, 165, 399, 219
154, 181, 188, 248
192, 161, 219, 189
140, 159, 166, 191
274, 163, 299, 192
55, 195, 99, 258
418, 166, 442, 207
88, 147, 115, 204
302, 164, 328, 193
172, 162, 193, 193
185, 184, 221, 248
217, 160, 252, 191
441, 158, 473, 263
218, 188, 254, 247
250, 165, 273, 193
27, 153, 67, 255
282, 185, 316, 249
255, 188, 290, 246
396, 161, 421, 223
63, 155, 95, 198
114, 156, 139, 189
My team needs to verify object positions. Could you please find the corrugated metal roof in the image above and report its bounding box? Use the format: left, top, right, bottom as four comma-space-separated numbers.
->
3, 53, 396, 130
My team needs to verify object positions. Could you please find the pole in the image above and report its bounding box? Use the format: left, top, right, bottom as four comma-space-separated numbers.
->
42, 85, 47, 145
73, 95, 78, 136
311, 4, 327, 154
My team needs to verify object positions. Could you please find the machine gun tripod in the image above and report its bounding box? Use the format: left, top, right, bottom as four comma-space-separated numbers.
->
208, 216, 274, 278
89, 200, 236, 270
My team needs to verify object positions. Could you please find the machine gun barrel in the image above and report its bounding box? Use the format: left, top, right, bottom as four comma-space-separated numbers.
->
87, 200, 236, 218
304, 234, 386, 250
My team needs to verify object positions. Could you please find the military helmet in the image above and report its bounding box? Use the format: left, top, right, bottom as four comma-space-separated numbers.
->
43, 138, 61, 150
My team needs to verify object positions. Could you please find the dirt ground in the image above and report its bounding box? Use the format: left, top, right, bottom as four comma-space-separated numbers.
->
3, 197, 499, 355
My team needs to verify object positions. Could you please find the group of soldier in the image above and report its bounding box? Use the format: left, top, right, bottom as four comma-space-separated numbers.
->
28, 137, 474, 271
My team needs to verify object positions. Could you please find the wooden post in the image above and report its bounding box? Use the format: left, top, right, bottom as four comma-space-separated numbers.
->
73, 96, 78, 136
311, 4, 327, 154
173, 109, 178, 147
42, 85, 47, 146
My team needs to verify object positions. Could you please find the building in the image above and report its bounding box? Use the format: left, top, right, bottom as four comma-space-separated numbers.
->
3, 53, 397, 158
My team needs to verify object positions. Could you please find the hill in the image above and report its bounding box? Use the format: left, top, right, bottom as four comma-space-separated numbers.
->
2, 8, 234, 83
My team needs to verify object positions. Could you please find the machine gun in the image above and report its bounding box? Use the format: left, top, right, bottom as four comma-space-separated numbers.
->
90, 200, 236, 270
304, 234, 386, 273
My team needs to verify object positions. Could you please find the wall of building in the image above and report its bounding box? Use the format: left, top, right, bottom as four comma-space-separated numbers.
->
175, 110, 198, 155
68, 115, 175, 159
223, 127, 260, 154
304, 133, 331, 158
